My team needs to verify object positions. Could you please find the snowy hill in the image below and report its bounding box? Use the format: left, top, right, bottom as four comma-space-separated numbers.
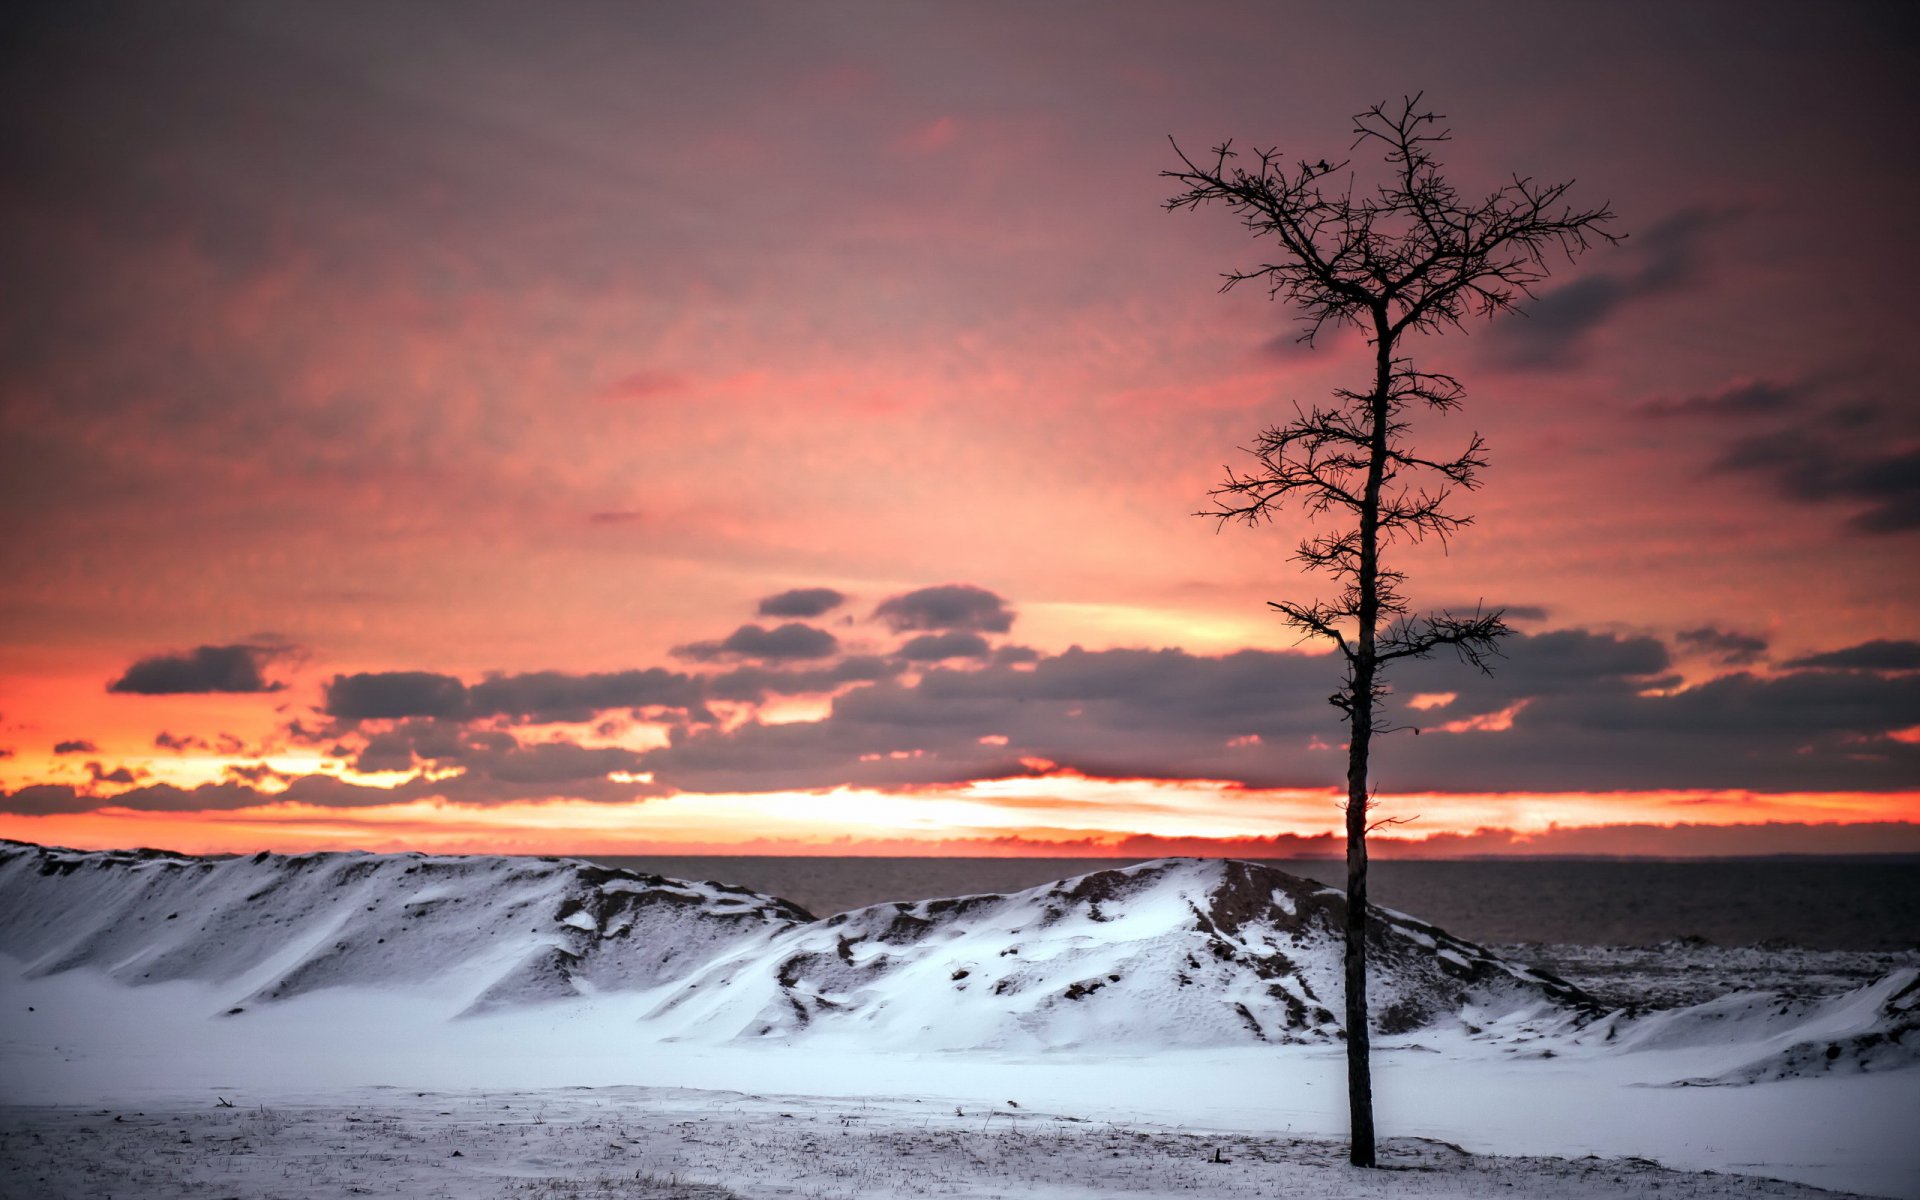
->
0, 840, 811, 1016
0, 844, 1592, 1043
22, 840, 1911, 1072
1582, 966, 1920, 1085
644, 857, 1597, 1048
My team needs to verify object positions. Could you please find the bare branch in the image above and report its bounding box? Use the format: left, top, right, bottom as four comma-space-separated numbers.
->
1377, 607, 1512, 668
1366, 812, 1419, 835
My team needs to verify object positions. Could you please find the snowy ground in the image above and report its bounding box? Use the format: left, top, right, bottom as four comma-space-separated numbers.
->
2, 958, 1915, 1199
0, 1088, 1874, 1200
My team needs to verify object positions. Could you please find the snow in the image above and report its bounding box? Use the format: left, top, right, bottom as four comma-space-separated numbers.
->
0, 841, 809, 1018
1602, 968, 1920, 1085
0, 1091, 1880, 1200
638, 858, 1596, 1050
1, 839, 1915, 1198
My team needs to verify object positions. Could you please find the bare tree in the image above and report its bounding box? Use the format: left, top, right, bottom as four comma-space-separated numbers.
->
1163, 95, 1617, 1168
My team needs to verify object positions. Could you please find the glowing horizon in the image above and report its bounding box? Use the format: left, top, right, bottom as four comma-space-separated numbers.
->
6, 778, 1916, 861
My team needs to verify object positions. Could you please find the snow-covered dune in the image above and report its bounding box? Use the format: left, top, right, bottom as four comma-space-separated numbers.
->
0, 844, 1592, 1044
0, 840, 811, 1016
18, 839, 1909, 1073
644, 857, 1596, 1048
1582, 967, 1920, 1085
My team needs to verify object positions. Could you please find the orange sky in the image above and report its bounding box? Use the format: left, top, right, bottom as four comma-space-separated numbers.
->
6, 787, 1919, 861
1, 3, 1915, 857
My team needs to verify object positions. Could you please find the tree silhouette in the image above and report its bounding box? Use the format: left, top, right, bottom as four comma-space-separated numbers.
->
1163, 95, 1618, 1167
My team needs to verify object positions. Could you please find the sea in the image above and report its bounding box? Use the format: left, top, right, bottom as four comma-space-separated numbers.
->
579, 855, 1920, 951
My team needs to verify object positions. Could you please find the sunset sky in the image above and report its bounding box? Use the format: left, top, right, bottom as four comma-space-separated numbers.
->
1, 1, 1915, 857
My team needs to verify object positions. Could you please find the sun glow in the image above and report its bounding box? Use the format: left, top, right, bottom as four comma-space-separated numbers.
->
1020, 601, 1316, 655
5, 768, 1915, 860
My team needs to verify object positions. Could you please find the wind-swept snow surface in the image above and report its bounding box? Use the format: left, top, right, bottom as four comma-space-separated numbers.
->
0, 840, 809, 1017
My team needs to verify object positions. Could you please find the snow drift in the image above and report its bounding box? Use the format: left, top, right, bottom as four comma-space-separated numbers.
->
1589, 966, 1920, 1085
0, 840, 810, 1016
644, 857, 1597, 1048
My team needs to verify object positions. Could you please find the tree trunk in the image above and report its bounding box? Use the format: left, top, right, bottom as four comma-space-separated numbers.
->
1343, 315, 1393, 1169
1343, 691, 1375, 1167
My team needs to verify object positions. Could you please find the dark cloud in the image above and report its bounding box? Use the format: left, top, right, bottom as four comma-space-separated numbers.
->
327, 666, 709, 724
336, 717, 660, 800
324, 665, 712, 726
343, 718, 479, 771
353, 738, 411, 774
52, 739, 98, 754
641, 644, 1345, 793
467, 668, 704, 723
1399, 667, 1920, 793
826, 655, 900, 684
1392, 628, 1673, 718
456, 740, 647, 787
706, 672, 783, 703
16, 618, 1920, 811
1495, 605, 1551, 625
1715, 431, 1920, 534
1638, 377, 1813, 419
223, 762, 287, 784
1427, 601, 1548, 626
757, 587, 847, 619
0, 780, 284, 815
1676, 627, 1769, 666
1637, 370, 1920, 536
1844, 453, 1920, 533
323, 671, 469, 720
0, 784, 93, 816
1488, 208, 1725, 369
1783, 639, 1920, 672
107, 643, 286, 694
0, 724, 667, 813
706, 656, 902, 704
344, 747, 666, 803
897, 631, 991, 662
673, 623, 840, 662
873, 584, 1015, 634
153, 730, 210, 752
636, 627, 1918, 795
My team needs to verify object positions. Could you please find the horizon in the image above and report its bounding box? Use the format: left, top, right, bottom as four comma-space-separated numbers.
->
2, 2, 1916, 859
11, 826, 1920, 864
